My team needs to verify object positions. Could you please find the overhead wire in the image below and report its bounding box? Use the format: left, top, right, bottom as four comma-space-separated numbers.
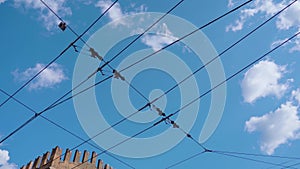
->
165, 150, 206, 169
0, 0, 274, 168
33, 0, 257, 148
0, 0, 186, 166
0, 0, 257, 161
41, 0, 186, 106
0, 0, 119, 144
281, 161, 300, 169
28, 1, 300, 168
213, 152, 297, 169
70, 25, 300, 169
119, 0, 254, 72
0, 88, 135, 169
5, 0, 288, 161
95, 0, 185, 71
0, 0, 118, 110
2, 0, 296, 168
47, 0, 257, 117
165, 124, 300, 169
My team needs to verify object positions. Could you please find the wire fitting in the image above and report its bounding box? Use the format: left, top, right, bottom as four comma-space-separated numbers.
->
152, 105, 166, 116
113, 70, 125, 81
89, 48, 103, 61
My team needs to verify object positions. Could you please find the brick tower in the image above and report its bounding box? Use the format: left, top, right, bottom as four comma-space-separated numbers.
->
20, 146, 113, 169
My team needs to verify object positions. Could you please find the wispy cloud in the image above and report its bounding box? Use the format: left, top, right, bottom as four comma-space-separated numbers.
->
292, 88, 300, 105
0, 149, 17, 169
12, 63, 67, 90
228, 0, 234, 8
227, 0, 300, 51
141, 23, 178, 51
95, 0, 125, 26
95, 0, 147, 27
13, 0, 72, 31
245, 93, 300, 155
241, 60, 290, 103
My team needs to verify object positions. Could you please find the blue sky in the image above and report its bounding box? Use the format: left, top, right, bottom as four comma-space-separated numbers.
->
1, 0, 300, 169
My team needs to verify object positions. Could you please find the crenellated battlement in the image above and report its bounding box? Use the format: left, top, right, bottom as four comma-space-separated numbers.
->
20, 146, 113, 169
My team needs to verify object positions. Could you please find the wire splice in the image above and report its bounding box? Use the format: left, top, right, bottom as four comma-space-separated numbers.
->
89, 48, 103, 61
152, 105, 166, 116
165, 118, 180, 128
113, 70, 125, 81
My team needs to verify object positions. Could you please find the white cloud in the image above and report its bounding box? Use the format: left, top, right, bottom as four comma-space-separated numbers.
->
292, 88, 300, 105
226, 19, 245, 32
270, 38, 289, 49
228, 0, 234, 8
226, 0, 284, 32
289, 31, 300, 52
0, 0, 7, 4
141, 23, 178, 51
95, 0, 126, 26
276, 2, 300, 30
0, 149, 17, 169
245, 101, 300, 155
95, 0, 147, 27
12, 63, 67, 90
241, 60, 289, 103
227, 0, 300, 51
13, 0, 72, 31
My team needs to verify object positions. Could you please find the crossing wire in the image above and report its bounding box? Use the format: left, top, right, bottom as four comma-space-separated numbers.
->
0, 0, 186, 144
38, 0, 257, 146
41, 0, 186, 106
0, 0, 119, 109
0, 88, 135, 169
119, 0, 254, 72
0, 0, 252, 145
47, 0, 294, 153
0, 0, 119, 144
70, 27, 300, 169
0, 1, 187, 167
2, 0, 255, 168
165, 123, 300, 169
0, 0, 258, 161
45, 0, 256, 118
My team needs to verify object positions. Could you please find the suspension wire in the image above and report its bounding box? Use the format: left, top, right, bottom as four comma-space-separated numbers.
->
41, 0, 186, 106
281, 161, 300, 169
69, 29, 300, 168
165, 151, 206, 169
214, 152, 297, 169
166, 124, 300, 169
10, 1, 291, 162
0, 0, 118, 110
0, 0, 257, 158
0, 0, 119, 144
119, 0, 254, 72
70, 113, 177, 169
95, 0, 186, 71
213, 150, 300, 161
0, 88, 135, 169
2, 1, 255, 166
35, 0, 257, 147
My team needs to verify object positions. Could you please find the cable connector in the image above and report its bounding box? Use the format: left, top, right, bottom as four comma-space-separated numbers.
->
113, 70, 125, 81
89, 48, 103, 61
72, 45, 79, 52
152, 105, 166, 116
170, 120, 179, 128
88, 67, 105, 79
